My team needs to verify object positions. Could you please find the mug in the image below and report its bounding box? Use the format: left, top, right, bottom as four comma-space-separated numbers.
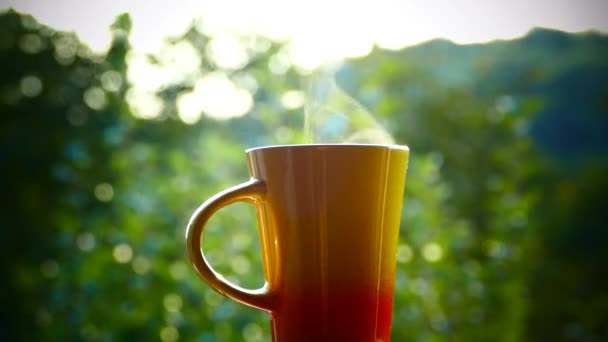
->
186, 144, 409, 341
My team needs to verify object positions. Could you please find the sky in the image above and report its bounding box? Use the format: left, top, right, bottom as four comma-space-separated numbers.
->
2, 0, 607, 122
1, 0, 607, 64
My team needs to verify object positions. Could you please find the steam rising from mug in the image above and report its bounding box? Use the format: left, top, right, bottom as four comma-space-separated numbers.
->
304, 72, 394, 144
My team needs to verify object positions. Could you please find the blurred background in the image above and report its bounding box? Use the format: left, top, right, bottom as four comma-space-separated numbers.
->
1, 0, 607, 341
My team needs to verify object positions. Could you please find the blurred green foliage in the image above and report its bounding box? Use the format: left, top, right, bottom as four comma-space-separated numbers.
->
1, 9, 607, 342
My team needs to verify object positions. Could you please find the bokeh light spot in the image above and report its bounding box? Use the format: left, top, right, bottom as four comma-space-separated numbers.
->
175, 91, 203, 125
231, 232, 252, 250
53, 35, 77, 65
40, 259, 59, 278
397, 244, 414, 263
163, 293, 183, 313
230, 255, 251, 275
169, 261, 188, 280
77, 232, 96, 252
207, 33, 249, 70
19, 33, 44, 54
204, 290, 222, 307
126, 52, 165, 91
100, 70, 123, 92
159, 325, 179, 342
83, 87, 107, 110
280, 90, 305, 109
94, 183, 114, 202
242, 323, 263, 341
132, 256, 151, 274
422, 242, 443, 262
20, 75, 43, 97
177, 72, 253, 123
113, 243, 133, 264
126, 87, 164, 119
158, 40, 202, 84
268, 49, 291, 75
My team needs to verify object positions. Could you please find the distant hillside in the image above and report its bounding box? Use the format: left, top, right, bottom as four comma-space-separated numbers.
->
344, 28, 608, 162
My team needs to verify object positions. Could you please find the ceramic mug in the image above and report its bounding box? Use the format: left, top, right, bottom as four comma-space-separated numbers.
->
186, 144, 409, 341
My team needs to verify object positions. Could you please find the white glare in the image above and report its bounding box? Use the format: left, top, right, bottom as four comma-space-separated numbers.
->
157, 41, 202, 84
175, 91, 203, 125
207, 33, 249, 70
3, 0, 607, 71
126, 52, 166, 92
177, 72, 253, 123
126, 87, 164, 119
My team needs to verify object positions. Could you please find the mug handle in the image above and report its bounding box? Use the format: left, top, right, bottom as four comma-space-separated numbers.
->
186, 178, 275, 312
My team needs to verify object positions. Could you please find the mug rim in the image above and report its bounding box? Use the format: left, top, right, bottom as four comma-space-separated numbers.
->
246, 143, 409, 153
